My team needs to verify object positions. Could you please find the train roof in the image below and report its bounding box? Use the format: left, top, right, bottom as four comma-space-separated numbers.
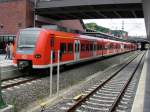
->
84, 32, 128, 42
19, 28, 133, 44
20, 28, 42, 31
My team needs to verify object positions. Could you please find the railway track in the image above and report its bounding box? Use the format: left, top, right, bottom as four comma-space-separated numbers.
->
64, 52, 145, 112
1, 76, 40, 89
1, 52, 138, 90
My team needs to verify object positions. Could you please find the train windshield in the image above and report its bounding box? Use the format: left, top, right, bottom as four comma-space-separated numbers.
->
17, 30, 40, 48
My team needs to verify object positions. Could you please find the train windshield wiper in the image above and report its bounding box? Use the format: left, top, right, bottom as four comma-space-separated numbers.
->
18, 45, 34, 48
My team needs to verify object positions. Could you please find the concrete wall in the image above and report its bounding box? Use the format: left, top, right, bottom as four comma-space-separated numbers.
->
38, 0, 142, 8
143, 0, 150, 40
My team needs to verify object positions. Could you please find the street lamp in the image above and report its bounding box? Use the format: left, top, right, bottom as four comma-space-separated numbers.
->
0, 66, 7, 109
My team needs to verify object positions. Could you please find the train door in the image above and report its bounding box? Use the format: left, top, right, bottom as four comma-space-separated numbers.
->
93, 41, 97, 56
121, 43, 124, 52
74, 40, 80, 60
113, 42, 116, 54
106, 42, 109, 55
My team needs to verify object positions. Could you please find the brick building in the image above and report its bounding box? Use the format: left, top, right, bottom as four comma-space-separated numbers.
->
0, 0, 33, 35
0, 0, 85, 35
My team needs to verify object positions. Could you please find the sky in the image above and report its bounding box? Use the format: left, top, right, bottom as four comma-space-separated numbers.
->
83, 19, 146, 37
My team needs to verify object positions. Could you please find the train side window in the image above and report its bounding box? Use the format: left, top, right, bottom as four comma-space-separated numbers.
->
86, 44, 89, 51
68, 43, 73, 53
105, 44, 108, 50
98, 45, 100, 50
109, 44, 111, 49
96, 45, 98, 50
100, 45, 103, 50
94, 44, 96, 51
60, 43, 66, 54
90, 44, 93, 51
50, 37, 54, 47
81, 44, 85, 51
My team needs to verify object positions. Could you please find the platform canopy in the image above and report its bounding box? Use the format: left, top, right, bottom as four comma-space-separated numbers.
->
35, 0, 143, 20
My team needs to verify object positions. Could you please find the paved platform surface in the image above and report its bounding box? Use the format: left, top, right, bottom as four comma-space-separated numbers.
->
0, 55, 20, 80
143, 50, 150, 112
0, 55, 13, 67
131, 50, 150, 112
0, 105, 14, 112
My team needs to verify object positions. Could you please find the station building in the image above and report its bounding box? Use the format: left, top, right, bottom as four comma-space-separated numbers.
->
0, 0, 85, 53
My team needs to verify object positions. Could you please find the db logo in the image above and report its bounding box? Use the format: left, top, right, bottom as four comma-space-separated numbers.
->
22, 55, 27, 59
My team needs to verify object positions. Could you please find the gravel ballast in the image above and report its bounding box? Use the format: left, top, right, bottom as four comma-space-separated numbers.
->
1, 51, 138, 112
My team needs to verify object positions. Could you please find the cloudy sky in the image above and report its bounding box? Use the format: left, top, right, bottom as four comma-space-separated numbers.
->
83, 19, 146, 37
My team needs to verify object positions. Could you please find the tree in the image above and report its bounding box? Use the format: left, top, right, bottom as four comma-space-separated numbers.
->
85, 23, 110, 33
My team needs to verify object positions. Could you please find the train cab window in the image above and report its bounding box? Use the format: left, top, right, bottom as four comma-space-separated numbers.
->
18, 30, 40, 48
60, 43, 66, 54
68, 43, 73, 53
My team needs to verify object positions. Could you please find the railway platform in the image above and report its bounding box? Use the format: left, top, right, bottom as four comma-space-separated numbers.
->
131, 50, 150, 112
0, 55, 13, 67
0, 55, 20, 80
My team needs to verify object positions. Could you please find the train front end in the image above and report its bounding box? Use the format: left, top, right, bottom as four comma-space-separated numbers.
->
13, 28, 49, 72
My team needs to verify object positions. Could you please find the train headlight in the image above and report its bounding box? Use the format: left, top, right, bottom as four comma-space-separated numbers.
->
34, 54, 41, 58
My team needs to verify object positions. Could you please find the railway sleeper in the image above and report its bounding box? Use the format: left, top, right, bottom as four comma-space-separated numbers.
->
96, 91, 118, 97
98, 90, 120, 94
89, 97, 114, 103
85, 101, 112, 107
79, 104, 109, 112
101, 87, 122, 91
92, 94, 116, 100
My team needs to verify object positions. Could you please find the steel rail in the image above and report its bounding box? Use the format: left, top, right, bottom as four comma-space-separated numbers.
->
1, 76, 26, 82
67, 52, 142, 112
108, 52, 145, 112
1, 77, 39, 89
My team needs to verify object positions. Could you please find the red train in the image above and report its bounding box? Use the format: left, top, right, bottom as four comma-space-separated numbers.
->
13, 28, 137, 71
